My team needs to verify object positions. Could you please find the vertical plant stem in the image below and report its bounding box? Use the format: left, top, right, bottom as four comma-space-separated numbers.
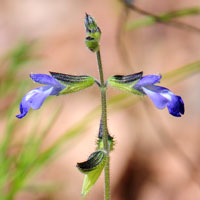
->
96, 50, 110, 200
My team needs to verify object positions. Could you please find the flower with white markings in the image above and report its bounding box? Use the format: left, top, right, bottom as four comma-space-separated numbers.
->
108, 72, 184, 117
16, 74, 65, 119
16, 72, 95, 118
133, 74, 184, 117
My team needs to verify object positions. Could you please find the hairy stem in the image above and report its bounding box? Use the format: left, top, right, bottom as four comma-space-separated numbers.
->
96, 50, 110, 200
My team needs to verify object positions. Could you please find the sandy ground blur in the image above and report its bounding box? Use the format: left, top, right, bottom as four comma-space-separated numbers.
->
1, 0, 200, 199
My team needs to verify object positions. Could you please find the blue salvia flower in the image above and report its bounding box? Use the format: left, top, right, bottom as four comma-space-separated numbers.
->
108, 73, 184, 117
133, 74, 184, 117
16, 72, 95, 119
16, 74, 66, 119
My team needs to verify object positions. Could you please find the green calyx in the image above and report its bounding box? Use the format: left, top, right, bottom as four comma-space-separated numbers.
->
77, 150, 106, 173
50, 72, 95, 95
85, 37, 100, 52
97, 137, 114, 152
76, 150, 106, 196
107, 72, 144, 95
85, 14, 101, 52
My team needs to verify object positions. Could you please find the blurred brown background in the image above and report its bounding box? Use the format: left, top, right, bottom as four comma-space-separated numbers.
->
0, 0, 200, 199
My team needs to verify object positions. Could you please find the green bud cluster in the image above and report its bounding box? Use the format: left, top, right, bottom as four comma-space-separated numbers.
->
85, 13, 101, 52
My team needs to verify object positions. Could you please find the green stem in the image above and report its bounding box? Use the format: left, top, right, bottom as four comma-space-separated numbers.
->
96, 50, 110, 200
97, 50, 105, 86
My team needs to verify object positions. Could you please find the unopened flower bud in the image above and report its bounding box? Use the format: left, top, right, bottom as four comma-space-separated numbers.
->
84, 13, 101, 52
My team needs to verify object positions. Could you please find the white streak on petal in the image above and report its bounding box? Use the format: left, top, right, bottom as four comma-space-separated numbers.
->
25, 90, 37, 101
161, 92, 172, 101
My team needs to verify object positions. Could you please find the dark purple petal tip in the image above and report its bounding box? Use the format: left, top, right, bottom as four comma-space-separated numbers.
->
133, 73, 184, 117
167, 96, 184, 117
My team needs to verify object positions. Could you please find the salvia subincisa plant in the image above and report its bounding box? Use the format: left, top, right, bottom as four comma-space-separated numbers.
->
16, 14, 184, 200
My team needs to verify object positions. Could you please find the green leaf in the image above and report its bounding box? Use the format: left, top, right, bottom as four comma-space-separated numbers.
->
77, 151, 106, 196
107, 72, 143, 95
81, 167, 104, 196
50, 72, 95, 95
162, 60, 200, 84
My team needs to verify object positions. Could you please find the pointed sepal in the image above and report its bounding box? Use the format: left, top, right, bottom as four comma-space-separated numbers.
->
50, 72, 95, 95
107, 72, 144, 95
97, 118, 114, 152
77, 150, 106, 196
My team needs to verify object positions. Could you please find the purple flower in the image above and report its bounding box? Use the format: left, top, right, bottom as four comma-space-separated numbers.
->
133, 74, 184, 117
16, 74, 65, 119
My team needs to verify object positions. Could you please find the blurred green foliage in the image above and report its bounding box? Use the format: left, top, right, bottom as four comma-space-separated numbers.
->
125, 7, 200, 31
